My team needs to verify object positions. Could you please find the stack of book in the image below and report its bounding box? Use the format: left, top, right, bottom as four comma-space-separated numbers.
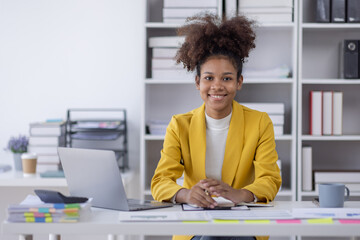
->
147, 120, 169, 135
149, 36, 195, 80
28, 121, 66, 173
162, 0, 218, 24
242, 65, 291, 79
238, 0, 293, 23
7, 195, 91, 223
241, 102, 285, 135
310, 91, 343, 136
314, 170, 360, 193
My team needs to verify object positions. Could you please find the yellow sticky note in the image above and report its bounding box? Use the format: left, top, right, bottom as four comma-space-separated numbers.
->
307, 218, 333, 224
213, 219, 240, 224
182, 221, 208, 223
244, 220, 270, 224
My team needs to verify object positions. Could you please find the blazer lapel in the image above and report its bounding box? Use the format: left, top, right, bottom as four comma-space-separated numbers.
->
189, 104, 207, 180
222, 101, 244, 186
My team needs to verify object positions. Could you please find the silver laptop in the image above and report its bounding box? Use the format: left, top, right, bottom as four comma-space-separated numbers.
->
58, 147, 173, 211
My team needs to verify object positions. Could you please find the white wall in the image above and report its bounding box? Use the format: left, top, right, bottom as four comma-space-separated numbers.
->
0, 0, 144, 184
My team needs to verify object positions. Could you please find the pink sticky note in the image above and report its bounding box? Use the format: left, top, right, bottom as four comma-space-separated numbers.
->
339, 219, 360, 224
276, 219, 301, 224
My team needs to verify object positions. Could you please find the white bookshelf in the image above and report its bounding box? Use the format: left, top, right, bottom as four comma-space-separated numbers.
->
297, 0, 360, 203
141, 0, 299, 206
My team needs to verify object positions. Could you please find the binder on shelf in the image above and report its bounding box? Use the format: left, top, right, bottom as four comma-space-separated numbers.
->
343, 40, 359, 79
333, 92, 343, 135
309, 91, 322, 136
347, 0, 360, 23
331, 0, 346, 23
322, 91, 333, 135
302, 146, 313, 191
315, 0, 330, 23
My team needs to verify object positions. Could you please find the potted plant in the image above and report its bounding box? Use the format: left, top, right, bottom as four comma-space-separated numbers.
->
5, 135, 29, 171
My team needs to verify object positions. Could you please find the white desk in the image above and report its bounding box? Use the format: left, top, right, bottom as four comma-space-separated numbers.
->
0, 170, 133, 240
2, 201, 360, 240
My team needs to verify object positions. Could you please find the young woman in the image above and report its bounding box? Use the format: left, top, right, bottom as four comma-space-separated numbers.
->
151, 14, 281, 240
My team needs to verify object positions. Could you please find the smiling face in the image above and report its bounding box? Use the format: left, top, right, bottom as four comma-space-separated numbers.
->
196, 56, 243, 119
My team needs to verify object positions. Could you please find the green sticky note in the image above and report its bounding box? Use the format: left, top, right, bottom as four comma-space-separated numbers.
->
244, 220, 270, 224
182, 221, 208, 223
307, 218, 333, 224
213, 219, 240, 224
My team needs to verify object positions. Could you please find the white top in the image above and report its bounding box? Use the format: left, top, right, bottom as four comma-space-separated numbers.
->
205, 112, 232, 180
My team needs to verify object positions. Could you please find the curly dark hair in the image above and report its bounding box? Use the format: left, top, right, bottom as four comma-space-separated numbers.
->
175, 13, 256, 79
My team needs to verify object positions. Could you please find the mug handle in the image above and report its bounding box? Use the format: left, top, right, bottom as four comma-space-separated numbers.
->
344, 186, 350, 201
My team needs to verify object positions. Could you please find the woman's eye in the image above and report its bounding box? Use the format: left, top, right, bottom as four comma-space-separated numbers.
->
223, 77, 231, 81
205, 76, 213, 80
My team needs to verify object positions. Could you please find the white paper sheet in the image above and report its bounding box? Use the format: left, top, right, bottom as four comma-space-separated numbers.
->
118, 211, 211, 222
292, 208, 360, 219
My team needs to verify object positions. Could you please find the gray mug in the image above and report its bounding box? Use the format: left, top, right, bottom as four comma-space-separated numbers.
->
318, 183, 350, 208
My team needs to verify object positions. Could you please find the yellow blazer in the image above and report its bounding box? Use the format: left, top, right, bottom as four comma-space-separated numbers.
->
151, 100, 281, 240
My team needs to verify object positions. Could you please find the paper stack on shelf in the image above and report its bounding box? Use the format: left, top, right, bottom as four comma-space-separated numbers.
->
149, 36, 194, 80
242, 66, 291, 79
162, 0, 218, 24
240, 102, 285, 135
28, 121, 66, 173
310, 91, 343, 136
238, 0, 293, 23
7, 195, 91, 223
313, 170, 360, 193
147, 120, 169, 135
